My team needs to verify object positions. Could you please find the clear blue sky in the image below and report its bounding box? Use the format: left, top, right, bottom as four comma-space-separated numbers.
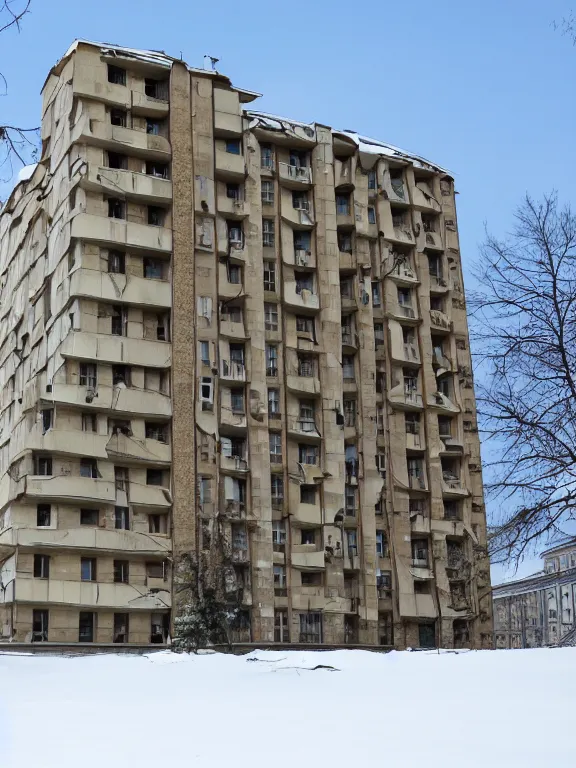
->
2, 0, 575, 581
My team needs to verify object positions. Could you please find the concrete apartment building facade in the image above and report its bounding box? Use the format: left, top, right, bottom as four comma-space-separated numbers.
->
0, 41, 492, 649
493, 539, 576, 649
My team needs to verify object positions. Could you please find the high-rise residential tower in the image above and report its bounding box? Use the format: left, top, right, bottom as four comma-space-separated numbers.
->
0, 41, 492, 648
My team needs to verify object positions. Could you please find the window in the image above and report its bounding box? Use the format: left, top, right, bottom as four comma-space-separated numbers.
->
144, 78, 168, 99
272, 520, 286, 547
221, 305, 242, 324
108, 198, 125, 219
114, 505, 130, 530
269, 433, 282, 463
299, 612, 322, 643
268, 389, 280, 417
80, 508, 99, 526
110, 108, 127, 126
115, 466, 129, 491
298, 355, 314, 377
146, 422, 168, 443
274, 565, 287, 593
35, 456, 52, 476
111, 305, 127, 336
340, 277, 353, 299
298, 444, 318, 465
114, 560, 129, 584
228, 264, 242, 285
263, 219, 275, 248
147, 469, 164, 486
301, 571, 322, 586
342, 356, 355, 381
264, 303, 278, 331
266, 344, 278, 376
81, 558, 97, 582
200, 341, 210, 365
368, 170, 377, 190
41, 408, 53, 433
374, 323, 384, 347
345, 485, 357, 515
368, 206, 376, 224
300, 528, 316, 546
274, 610, 289, 642
261, 144, 273, 168
295, 271, 314, 295
148, 206, 165, 226
296, 315, 314, 335
299, 400, 315, 430
376, 530, 388, 557
37, 504, 51, 527
226, 139, 241, 155
346, 529, 358, 553
112, 365, 130, 387
231, 389, 245, 413
300, 485, 316, 504
82, 413, 97, 433
261, 180, 274, 204
344, 398, 356, 427
412, 539, 428, 566
226, 182, 240, 199
271, 475, 284, 505
392, 209, 405, 228
292, 191, 309, 211
371, 281, 381, 307
79, 612, 95, 643
108, 65, 126, 85
227, 222, 243, 247
79, 363, 97, 389
336, 195, 350, 215
107, 151, 127, 170
32, 609, 49, 642
113, 613, 129, 643
390, 170, 405, 199
144, 258, 164, 279
200, 377, 214, 409
34, 554, 50, 579
146, 119, 161, 135
80, 459, 98, 479
338, 232, 353, 251
149, 514, 168, 534
443, 501, 461, 521
422, 214, 436, 233
264, 261, 276, 292
146, 161, 169, 179
108, 250, 125, 274
198, 477, 212, 505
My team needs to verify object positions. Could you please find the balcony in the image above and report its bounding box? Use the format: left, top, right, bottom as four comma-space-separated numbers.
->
403, 343, 420, 364
430, 309, 451, 331
215, 148, 246, 181
71, 213, 172, 253
231, 547, 250, 564
408, 472, 427, 491
4, 526, 170, 555
430, 391, 460, 414
432, 351, 452, 372
343, 550, 361, 570
429, 275, 450, 293
334, 158, 354, 189
389, 261, 418, 285
24, 425, 108, 460
82, 165, 172, 205
394, 304, 418, 322
219, 402, 247, 430
106, 433, 171, 465
422, 230, 443, 250
341, 330, 358, 352
71, 117, 171, 161
284, 282, 320, 312
25, 475, 117, 504
336, 210, 356, 228
219, 320, 248, 339
286, 374, 321, 396
412, 181, 442, 213
441, 474, 468, 497
220, 360, 246, 382
129, 481, 171, 509
339, 250, 357, 272
15, 578, 171, 609
70, 268, 171, 309
278, 162, 312, 187
43, 381, 171, 418
406, 431, 424, 451
217, 194, 251, 218
220, 454, 249, 473
131, 90, 170, 117
61, 331, 171, 369
282, 201, 315, 228
439, 435, 465, 454
289, 419, 321, 439
292, 550, 325, 569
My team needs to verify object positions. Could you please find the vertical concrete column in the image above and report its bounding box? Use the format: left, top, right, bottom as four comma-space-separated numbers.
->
169, 63, 196, 599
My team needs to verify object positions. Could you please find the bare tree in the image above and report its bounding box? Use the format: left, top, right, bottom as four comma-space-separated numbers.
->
0, 1, 39, 183
471, 194, 576, 564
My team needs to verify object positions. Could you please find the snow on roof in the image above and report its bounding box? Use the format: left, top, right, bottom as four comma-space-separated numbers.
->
16, 163, 38, 183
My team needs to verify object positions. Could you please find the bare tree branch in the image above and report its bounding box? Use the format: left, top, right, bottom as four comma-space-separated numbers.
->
471, 194, 576, 564
0, 0, 30, 34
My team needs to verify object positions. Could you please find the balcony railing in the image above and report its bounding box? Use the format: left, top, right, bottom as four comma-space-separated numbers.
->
293, 419, 319, 434
399, 305, 416, 319
404, 391, 423, 406
408, 472, 426, 490
430, 309, 451, 330
279, 163, 312, 183
220, 360, 246, 380
403, 343, 419, 361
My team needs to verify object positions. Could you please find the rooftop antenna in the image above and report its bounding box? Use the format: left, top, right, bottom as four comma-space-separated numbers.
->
204, 55, 220, 71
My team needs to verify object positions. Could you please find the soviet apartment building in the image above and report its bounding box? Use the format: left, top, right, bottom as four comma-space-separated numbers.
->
0, 40, 492, 649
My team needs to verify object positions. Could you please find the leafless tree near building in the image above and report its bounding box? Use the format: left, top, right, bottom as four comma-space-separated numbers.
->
472, 194, 576, 563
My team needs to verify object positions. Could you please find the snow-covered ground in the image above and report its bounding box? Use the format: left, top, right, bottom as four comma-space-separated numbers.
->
1, 647, 574, 766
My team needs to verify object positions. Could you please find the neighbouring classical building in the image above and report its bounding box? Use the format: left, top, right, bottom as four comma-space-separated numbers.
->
0, 40, 492, 649
493, 539, 576, 648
